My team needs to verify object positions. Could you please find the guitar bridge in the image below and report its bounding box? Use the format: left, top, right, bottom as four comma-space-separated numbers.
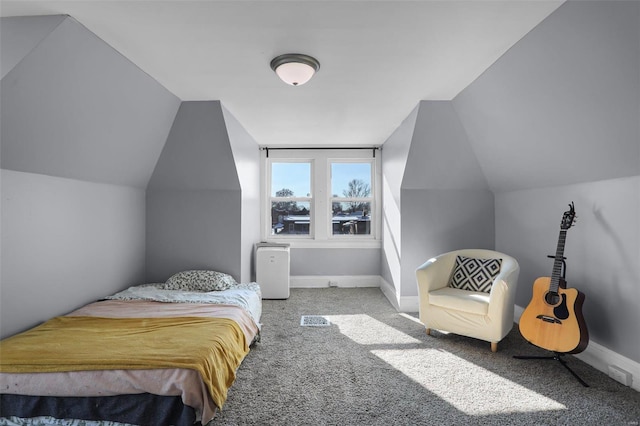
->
536, 314, 562, 324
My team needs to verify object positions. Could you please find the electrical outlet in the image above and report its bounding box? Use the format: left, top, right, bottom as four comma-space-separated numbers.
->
608, 365, 631, 386
328, 280, 338, 287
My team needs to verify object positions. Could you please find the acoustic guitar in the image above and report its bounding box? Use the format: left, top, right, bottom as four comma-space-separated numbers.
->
519, 202, 589, 354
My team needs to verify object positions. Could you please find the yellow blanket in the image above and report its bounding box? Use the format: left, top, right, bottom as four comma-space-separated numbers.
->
0, 316, 249, 408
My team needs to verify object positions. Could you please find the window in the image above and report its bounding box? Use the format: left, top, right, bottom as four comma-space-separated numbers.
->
330, 162, 372, 236
262, 148, 380, 247
270, 162, 312, 235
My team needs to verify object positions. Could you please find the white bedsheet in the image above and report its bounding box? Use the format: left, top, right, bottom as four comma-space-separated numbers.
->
105, 282, 262, 329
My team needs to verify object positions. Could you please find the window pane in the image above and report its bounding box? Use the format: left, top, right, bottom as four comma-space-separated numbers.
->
271, 162, 311, 197
331, 202, 371, 235
331, 163, 371, 198
271, 201, 311, 235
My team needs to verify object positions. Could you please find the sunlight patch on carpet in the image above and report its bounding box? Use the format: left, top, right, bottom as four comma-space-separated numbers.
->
300, 315, 331, 327
372, 348, 567, 415
329, 314, 421, 344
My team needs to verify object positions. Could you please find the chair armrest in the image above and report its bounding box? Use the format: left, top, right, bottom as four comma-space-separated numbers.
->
488, 263, 520, 322
416, 255, 455, 295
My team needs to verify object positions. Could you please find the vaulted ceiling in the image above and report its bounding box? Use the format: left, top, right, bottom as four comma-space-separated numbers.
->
0, 1, 563, 147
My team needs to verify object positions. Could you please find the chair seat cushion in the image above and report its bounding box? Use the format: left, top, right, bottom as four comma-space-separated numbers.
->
428, 287, 490, 315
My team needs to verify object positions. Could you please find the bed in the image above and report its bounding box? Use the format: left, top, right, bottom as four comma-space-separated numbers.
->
0, 270, 262, 426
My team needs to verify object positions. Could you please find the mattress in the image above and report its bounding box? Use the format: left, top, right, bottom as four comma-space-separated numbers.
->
0, 282, 262, 426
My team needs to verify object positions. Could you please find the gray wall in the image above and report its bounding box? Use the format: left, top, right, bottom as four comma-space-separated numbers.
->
0, 16, 179, 339
452, 1, 640, 362
146, 189, 241, 282
380, 105, 419, 294
146, 101, 243, 282
1, 170, 146, 338
290, 248, 381, 277
495, 178, 639, 362
401, 188, 494, 296
223, 106, 261, 282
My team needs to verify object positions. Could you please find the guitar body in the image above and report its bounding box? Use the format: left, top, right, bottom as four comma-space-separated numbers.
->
519, 277, 589, 354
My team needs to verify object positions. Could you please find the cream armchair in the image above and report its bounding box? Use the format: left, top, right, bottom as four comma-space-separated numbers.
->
416, 249, 520, 352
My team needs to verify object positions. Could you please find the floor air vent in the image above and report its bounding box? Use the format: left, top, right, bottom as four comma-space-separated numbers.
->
300, 315, 331, 327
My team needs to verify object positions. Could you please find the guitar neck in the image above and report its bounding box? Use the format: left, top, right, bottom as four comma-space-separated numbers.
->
550, 229, 567, 293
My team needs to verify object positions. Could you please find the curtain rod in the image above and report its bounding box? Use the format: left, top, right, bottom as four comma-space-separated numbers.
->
261, 146, 380, 158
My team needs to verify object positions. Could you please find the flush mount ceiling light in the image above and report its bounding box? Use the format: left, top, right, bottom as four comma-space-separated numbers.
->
270, 53, 320, 86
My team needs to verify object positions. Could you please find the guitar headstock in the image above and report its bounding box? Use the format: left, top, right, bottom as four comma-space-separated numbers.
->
560, 202, 577, 230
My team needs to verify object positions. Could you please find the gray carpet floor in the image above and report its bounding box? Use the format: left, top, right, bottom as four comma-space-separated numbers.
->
213, 288, 640, 425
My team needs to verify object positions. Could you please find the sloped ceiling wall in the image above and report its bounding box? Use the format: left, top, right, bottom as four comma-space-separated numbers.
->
147, 101, 240, 192
0, 15, 65, 80
403, 101, 490, 191
1, 15, 180, 188
453, 1, 639, 191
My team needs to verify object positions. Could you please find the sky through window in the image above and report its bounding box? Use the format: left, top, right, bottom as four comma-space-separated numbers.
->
271, 162, 371, 198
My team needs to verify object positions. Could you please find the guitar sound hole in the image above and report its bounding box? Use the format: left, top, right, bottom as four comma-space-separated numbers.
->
545, 291, 560, 305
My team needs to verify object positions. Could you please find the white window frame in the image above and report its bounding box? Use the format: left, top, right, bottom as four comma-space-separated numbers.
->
261, 148, 381, 248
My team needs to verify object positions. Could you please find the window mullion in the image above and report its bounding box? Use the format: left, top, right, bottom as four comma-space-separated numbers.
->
313, 157, 329, 240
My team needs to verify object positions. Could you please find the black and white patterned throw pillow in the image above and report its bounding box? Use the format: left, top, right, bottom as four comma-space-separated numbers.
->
449, 256, 502, 293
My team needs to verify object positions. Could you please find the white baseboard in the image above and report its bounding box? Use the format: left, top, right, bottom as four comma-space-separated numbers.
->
514, 304, 639, 392
290, 275, 420, 312
399, 295, 420, 312
379, 277, 419, 312
290, 275, 381, 289
379, 277, 400, 311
